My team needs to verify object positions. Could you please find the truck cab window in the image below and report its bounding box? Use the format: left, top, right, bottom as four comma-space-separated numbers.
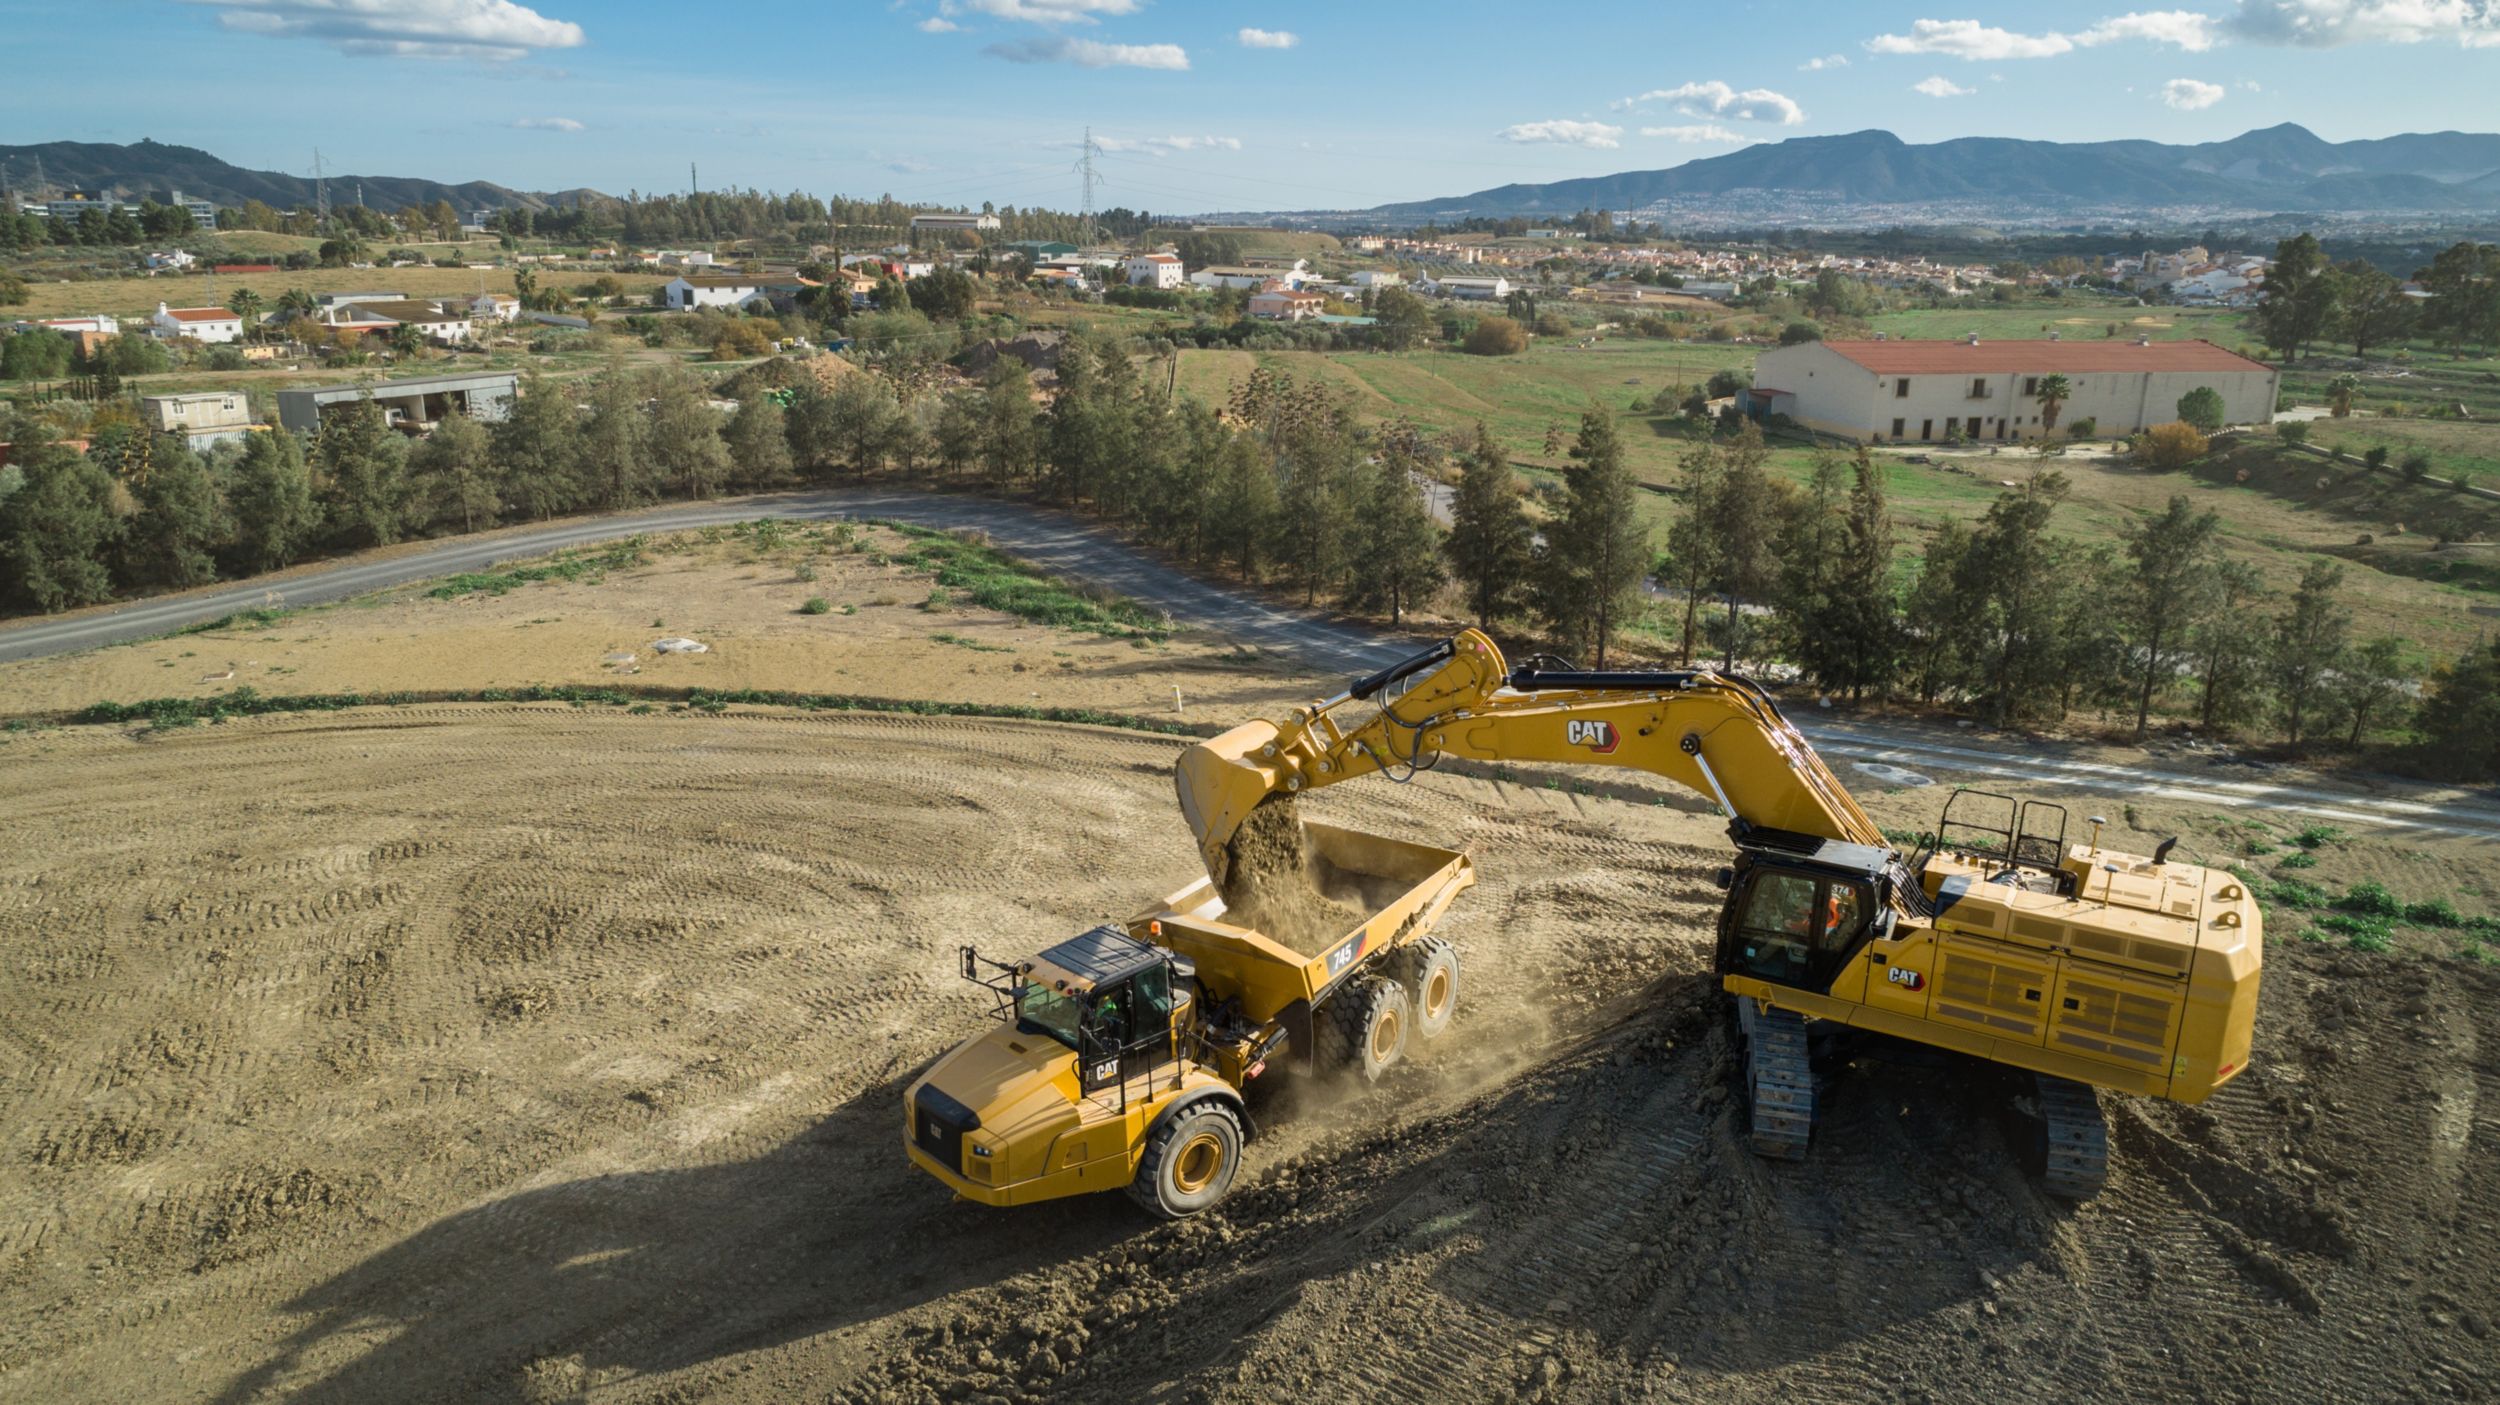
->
1729, 869, 1874, 991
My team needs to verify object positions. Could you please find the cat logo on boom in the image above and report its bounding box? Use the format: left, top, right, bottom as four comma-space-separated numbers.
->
1566, 720, 1619, 754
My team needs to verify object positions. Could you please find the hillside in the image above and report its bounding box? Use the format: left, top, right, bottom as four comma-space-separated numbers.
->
0, 138, 569, 213
1370, 124, 2500, 220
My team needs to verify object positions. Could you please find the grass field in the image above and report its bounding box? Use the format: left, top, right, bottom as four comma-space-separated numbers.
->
1868, 301, 2254, 349
2303, 416, 2500, 484
9, 264, 673, 323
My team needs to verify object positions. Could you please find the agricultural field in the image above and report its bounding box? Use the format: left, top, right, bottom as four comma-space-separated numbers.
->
2303, 415, 2500, 485
0, 530, 2495, 1402
6, 263, 671, 323
1868, 301, 2252, 349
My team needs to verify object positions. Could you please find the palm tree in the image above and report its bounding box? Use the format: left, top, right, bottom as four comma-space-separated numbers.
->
387, 322, 425, 359
226, 288, 265, 341
2329, 373, 2360, 418
2035, 373, 2072, 433
275, 286, 318, 322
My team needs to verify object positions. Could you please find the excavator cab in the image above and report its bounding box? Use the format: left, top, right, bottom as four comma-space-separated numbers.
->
1713, 840, 1893, 996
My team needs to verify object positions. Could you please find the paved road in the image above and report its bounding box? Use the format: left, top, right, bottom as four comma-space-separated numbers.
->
5, 485, 2494, 842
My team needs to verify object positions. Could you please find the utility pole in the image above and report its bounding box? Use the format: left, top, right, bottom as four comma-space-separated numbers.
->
690, 161, 698, 198
312, 148, 329, 230
1076, 127, 1102, 248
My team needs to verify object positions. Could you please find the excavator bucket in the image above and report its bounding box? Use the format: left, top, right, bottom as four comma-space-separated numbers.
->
1175, 719, 1289, 874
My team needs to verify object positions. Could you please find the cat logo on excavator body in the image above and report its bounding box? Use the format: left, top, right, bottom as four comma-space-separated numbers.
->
1566, 719, 1619, 754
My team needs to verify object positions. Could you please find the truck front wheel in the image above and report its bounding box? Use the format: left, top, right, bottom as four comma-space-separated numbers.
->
1128, 1101, 1244, 1219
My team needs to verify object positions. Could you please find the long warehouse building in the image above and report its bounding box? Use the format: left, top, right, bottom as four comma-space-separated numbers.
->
1749, 336, 2279, 444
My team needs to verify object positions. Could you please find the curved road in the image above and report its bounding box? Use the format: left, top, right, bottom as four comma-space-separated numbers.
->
4, 485, 2495, 842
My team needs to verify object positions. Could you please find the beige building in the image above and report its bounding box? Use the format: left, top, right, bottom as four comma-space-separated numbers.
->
141, 391, 255, 448
1749, 337, 2278, 444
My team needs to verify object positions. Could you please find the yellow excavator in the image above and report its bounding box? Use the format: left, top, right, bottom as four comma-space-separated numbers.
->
906, 629, 2261, 1215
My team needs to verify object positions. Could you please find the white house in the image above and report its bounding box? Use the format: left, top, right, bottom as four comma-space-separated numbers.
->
38, 314, 119, 336
654, 249, 716, 267
455, 292, 522, 322
144, 249, 196, 272
1247, 286, 1326, 321
149, 303, 244, 344
1747, 336, 2279, 444
1126, 252, 1185, 289
911, 211, 1001, 232
1350, 270, 1403, 291
664, 274, 773, 311
1430, 275, 1511, 301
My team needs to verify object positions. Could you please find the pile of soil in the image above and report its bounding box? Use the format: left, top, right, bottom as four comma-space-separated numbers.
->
1213, 797, 1364, 956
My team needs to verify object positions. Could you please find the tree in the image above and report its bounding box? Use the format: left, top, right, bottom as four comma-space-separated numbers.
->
492, 376, 584, 519
1662, 438, 1727, 665
977, 360, 1041, 486
1903, 521, 1976, 705
2032, 373, 2073, 434
1779, 319, 1824, 346
0, 439, 120, 610
228, 428, 320, 572
1826, 448, 1902, 701
580, 365, 657, 509
2328, 373, 2359, 418
226, 288, 265, 338
122, 438, 231, 589
2117, 495, 2221, 736
1536, 410, 1649, 667
1207, 429, 1278, 580
1699, 423, 1784, 669
1344, 428, 1444, 625
2270, 559, 2349, 749
312, 394, 408, 548
932, 389, 983, 481
825, 370, 904, 477
2134, 421, 2210, 471
727, 393, 794, 485
2332, 260, 2414, 359
0, 272, 25, 308
406, 410, 498, 534
0, 329, 71, 381
2330, 636, 2411, 748
713, 319, 776, 360
646, 366, 732, 499
1370, 287, 1432, 351
2192, 559, 2267, 733
907, 267, 979, 322
1462, 316, 1528, 356
2412, 241, 2500, 353
1443, 422, 1533, 626
2175, 386, 2226, 434
2417, 639, 2500, 780
2252, 232, 2333, 359
1960, 471, 2075, 726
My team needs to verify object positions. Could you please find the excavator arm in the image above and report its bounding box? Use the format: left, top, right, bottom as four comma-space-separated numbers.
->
1177, 629, 1892, 874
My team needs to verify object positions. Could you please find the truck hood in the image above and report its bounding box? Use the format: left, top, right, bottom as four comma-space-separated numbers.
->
924, 1026, 1080, 1137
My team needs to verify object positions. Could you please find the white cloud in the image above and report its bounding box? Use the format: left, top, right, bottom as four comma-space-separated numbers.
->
1869, 19, 2073, 59
1640, 123, 1756, 144
942, 0, 1138, 23
1799, 53, 1850, 70
984, 36, 1188, 68
511, 115, 582, 131
1913, 74, 1978, 96
1619, 80, 1805, 125
876, 152, 936, 174
1237, 26, 1298, 48
2077, 10, 2220, 50
1096, 134, 1243, 154
2227, 0, 2500, 47
2239, 76, 2264, 89
1498, 120, 1625, 149
186, 0, 585, 60
918, 16, 962, 32
2161, 76, 2228, 106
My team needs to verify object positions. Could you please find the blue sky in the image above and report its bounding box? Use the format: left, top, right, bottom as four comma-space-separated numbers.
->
6, 1, 2498, 212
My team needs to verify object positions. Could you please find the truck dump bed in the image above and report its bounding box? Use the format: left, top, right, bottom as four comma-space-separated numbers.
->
1129, 821, 1474, 1027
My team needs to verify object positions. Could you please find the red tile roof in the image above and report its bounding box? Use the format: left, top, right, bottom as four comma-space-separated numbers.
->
163, 307, 240, 323
1816, 338, 2271, 375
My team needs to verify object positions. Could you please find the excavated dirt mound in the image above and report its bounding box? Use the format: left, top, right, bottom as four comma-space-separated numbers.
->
1212, 797, 1365, 956
1, 707, 2495, 1404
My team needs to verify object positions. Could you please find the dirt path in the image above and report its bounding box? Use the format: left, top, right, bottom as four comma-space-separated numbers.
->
1, 708, 2494, 1403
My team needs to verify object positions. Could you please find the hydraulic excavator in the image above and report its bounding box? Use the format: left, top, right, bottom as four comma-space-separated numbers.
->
1173, 629, 2262, 1197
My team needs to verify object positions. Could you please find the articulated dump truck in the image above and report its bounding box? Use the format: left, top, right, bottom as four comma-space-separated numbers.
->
905, 821, 1473, 1218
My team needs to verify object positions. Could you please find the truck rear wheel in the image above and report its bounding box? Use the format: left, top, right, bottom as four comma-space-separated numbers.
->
1322, 976, 1409, 1082
1128, 1101, 1244, 1219
1399, 937, 1460, 1041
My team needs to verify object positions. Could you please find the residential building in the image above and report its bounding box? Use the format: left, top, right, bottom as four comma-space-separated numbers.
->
1126, 252, 1186, 289
663, 274, 773, 311
911, 211, 1001, 232
1350, 270, 1403, 291
1190, 264, 1294, 291
1247, 285, 1326, 322
454, 292, 522, 322
140, 391, 256, 448
654, 249, 716, 267
1747, 336, 2278, 444
33, 315, 118, 357
144, 249, 196, 272
314, 291, 408, 309
324, 299, 477, 343
1429, 275, 1511, 301
276, 372, 520, 434
149, 303, 244, 343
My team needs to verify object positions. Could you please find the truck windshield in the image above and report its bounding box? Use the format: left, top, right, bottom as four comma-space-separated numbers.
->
1015, 985, 1085, 1051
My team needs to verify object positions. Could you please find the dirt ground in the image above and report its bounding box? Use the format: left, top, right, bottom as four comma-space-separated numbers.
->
3, 697, 2497, 1404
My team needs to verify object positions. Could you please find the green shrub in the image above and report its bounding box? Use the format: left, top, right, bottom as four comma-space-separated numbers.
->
2337, 880, 2402, 917
2274, 851, 2317, 869
2275, 421, 2310, 446
2317, 911, 2394, 952
2271, 878, 2333, 910
2402, 897, 2463, 928
2364, 445, 2391, 470
800, 597, 830, 615
2400, 452, 2432, 482
2066, 417, 2097, 439
2292, 824, 2346, 849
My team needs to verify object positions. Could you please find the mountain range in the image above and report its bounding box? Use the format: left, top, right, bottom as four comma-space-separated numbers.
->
0, 139, 578, 214
1373, 124, 2500, 221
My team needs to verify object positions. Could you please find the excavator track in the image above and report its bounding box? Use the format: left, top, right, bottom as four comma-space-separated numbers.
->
1744, 1005, 1814, 1160
2036, 1074, 2109, 1199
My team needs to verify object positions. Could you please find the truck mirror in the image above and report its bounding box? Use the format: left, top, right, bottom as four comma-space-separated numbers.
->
1713, 867, 1735, 890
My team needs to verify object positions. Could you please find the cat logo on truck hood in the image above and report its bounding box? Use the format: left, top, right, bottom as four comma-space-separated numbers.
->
1567, 719, 1619, 754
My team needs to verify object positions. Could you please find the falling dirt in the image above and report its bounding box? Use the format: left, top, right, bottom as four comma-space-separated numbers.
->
0, 705, 2496, 1403
1212, 796, 1366, 956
